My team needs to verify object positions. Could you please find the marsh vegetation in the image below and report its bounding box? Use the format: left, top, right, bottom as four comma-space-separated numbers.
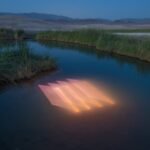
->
37, 30, 150, 62
0, 28, 150, 85
0, 28, 26, 40
0, 42, 56, 85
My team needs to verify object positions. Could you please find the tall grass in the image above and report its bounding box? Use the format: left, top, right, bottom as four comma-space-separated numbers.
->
0, 28, 25, 40
36, 30, 150, 62
0, 42, 56, 84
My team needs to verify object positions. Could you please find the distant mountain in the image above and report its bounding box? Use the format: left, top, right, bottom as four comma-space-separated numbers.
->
115, 18, 150, 24
0, 12, 150, 24
0, 13, 112, 24
70, 18, 112, 24
0, 13, 150, 31
0, 12, 72, 21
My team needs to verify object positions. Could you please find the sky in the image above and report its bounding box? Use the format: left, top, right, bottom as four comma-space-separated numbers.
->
0, 0, 149, 19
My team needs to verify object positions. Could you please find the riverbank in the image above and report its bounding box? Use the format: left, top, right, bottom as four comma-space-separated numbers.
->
36, 30, 150, 62
0, 28, 26, 40
0, 43, 56, 85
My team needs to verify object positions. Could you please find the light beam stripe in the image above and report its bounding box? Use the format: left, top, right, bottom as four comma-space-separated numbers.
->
67, 79, 103, 107
49, 83, 80, 113
57, 81, 91, 110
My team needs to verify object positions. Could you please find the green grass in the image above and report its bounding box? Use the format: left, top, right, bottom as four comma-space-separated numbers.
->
36, 29, 150, 62
0, 42, 56, 84
0, 28, 25, 40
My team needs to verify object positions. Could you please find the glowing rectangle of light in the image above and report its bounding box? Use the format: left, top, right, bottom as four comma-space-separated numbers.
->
39, 79, 115, 113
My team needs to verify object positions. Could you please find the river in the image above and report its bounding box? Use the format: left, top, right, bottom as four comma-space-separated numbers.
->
0, 41, 150, 150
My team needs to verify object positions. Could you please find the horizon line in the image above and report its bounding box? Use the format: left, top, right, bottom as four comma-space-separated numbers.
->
0, 12, 150, 20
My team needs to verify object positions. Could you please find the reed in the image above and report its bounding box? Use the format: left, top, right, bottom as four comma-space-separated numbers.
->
0, 42, 56, 84
0, 28, 25, 40
36, 29, 150, 62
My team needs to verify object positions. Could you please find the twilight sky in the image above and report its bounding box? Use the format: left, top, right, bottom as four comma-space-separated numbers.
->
0, 0, 149, 19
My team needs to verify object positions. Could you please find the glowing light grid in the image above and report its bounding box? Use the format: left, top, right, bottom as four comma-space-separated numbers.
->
39, 79, 115, 113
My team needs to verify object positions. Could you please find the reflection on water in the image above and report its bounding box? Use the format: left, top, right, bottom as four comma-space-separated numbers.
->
40, 41, 150, 75
0, 41, 150, 150
39, 79, 115, 113
0, 40, 17, 52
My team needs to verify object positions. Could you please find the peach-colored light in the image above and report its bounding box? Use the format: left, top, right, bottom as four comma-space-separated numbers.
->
56, 81, 92, 110
39, 79, 115, 113
66, 80, 103, 108
68, 79, 115, 105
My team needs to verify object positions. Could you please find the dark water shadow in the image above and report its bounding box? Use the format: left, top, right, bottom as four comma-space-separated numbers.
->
39, 41, 150, 75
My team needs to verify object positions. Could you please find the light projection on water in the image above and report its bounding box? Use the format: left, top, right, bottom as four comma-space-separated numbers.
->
39, 79, 115, 113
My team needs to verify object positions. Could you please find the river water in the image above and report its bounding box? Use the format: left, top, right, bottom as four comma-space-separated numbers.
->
0, 41, 150, 150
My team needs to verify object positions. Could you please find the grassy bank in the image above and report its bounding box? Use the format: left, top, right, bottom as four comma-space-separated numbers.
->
0, 28, 25, 40
36, 30, 150, 62
0, 43, 56, 85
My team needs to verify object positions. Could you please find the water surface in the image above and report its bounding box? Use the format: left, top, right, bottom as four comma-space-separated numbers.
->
0, 41, 150, 150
